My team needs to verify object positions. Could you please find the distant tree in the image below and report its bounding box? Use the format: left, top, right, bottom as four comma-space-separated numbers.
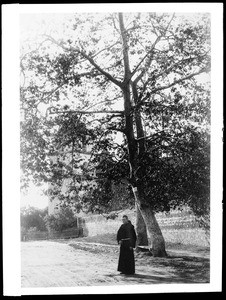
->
44, 206, 78, 232
20, 206, 48, 232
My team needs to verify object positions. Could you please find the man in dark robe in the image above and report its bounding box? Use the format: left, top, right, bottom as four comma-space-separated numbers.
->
117, 215, 137, 275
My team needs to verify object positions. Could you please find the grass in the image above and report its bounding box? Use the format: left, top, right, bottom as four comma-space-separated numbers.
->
73, 231, 209, 253
81, 208, 209, 248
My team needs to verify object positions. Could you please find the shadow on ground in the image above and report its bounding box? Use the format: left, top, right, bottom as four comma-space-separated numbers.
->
133, 251, 210, 284
107, 254, 209, 284
68, 241, 210, 284
107, 272, 186, 284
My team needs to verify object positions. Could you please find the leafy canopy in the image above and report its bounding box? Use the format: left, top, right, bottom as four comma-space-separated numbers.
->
20, 12, 210, 216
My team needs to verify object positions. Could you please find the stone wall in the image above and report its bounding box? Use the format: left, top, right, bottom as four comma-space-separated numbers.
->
80, 208, 209, 247
81, 208, 199, 237
81, 209, 136, 237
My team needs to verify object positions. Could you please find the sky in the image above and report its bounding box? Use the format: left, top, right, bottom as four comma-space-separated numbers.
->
20, 183, 49, 209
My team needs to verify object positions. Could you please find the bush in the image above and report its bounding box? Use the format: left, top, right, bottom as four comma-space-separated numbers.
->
44, 206, 78, 232
20, 206, 48, 232
27, 226, 39, 233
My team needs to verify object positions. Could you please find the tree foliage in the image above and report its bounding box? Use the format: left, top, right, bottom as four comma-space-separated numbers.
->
20, 12, 211, 219
20, 206, 48, 232
44, 206, 78, 232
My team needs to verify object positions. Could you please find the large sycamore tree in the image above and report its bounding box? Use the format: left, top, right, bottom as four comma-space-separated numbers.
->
21, 12, 210, 256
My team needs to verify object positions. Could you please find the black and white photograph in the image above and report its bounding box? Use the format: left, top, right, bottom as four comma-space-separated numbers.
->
2, 3, 223, 296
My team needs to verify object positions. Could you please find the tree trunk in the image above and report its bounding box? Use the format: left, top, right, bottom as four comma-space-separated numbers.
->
135, 203, 148, 246
132, 187, 167, 257
118, 12, 167, 257
140, 206, 167, 257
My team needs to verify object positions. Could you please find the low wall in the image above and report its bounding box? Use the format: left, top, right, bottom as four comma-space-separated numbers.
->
82, 209, 136, 237
81, 208, 209, 247
82, 208, 199, 236
21, 228, 83, 241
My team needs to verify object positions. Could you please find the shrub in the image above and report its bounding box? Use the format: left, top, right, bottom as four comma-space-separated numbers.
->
44, 206, 78, 232
20, 206, 48, 232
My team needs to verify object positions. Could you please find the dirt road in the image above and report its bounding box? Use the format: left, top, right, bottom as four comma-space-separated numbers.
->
21, 240, 209, 288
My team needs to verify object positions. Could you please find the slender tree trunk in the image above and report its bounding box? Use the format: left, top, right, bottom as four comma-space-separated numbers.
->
135, 203, 148, 246
119, 12, 167, 257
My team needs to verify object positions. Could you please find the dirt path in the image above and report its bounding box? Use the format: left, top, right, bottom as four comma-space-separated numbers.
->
21, 240, 209, 288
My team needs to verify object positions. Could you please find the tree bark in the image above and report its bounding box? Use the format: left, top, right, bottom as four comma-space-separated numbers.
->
132, 186, 167, 257
139, 206, 167, 257
135, 203, 148, 246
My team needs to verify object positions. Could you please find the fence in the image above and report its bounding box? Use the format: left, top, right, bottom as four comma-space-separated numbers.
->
21, 227, 83, 241
81, 208, 209, 247
81, 208, 200, 236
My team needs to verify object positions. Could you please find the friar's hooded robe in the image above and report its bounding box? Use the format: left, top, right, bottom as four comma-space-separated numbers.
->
117, 220, 137, 275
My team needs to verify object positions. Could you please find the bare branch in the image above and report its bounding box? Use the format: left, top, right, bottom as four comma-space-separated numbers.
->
20, 38, 50, 62
130, 36, 161, 80
149, 17, 159, 36
87, 115, 122, 126
150, 68, 209, 94
50, 149, 92, 156
82, 95, 122, 111
156, 52, 210, 80
132, 52, 154, 85
106, 126, 125, 134
79, 52, 123, 88
91, 40, 121, 59
111, 14, 120, 34
48, 108, 124, 115
141, 51, 210, 94
44, 34, 123, 88
164, 13, 175, 33
118, 13, 132, 81
41, 83, 65, 103
130, 13, 175, 82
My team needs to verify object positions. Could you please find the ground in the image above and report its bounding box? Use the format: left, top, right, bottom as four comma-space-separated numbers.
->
21, 238, 210, 288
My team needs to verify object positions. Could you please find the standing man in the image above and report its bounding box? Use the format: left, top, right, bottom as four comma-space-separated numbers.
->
117, 215, 137, 275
